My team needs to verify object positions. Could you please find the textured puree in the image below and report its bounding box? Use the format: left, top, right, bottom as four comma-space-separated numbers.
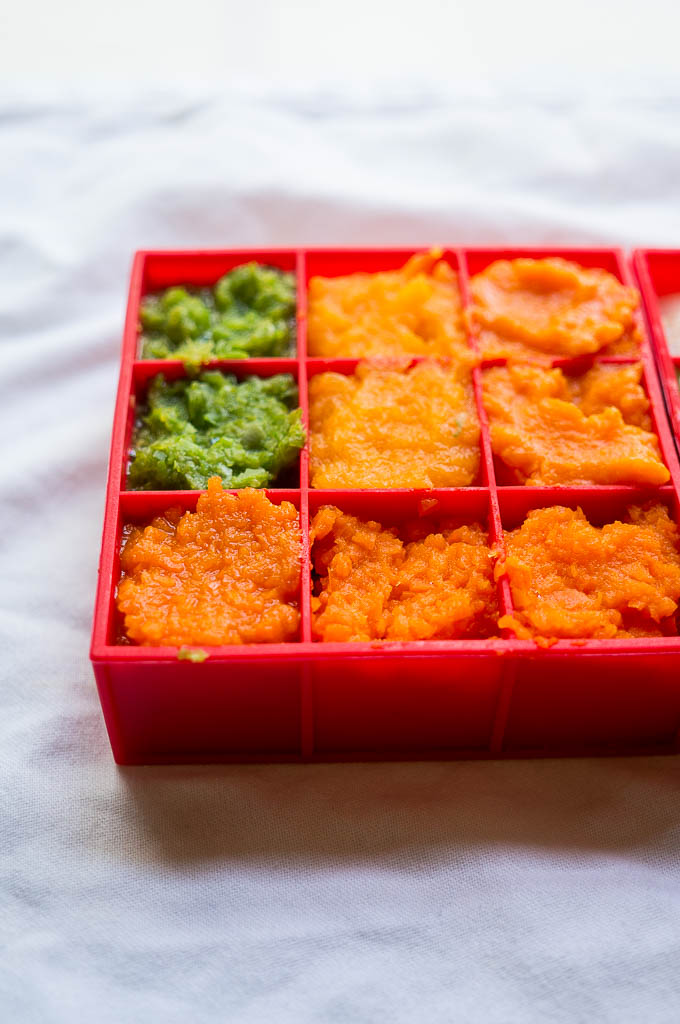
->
311, 506, 497, 642
128, 371, 305, 490
307, 249, 469, 358
470, 258, 641, 362
309, 360, 480, 488
117, 481, 301, 646
498, 505, 680, 644
482, 363, 669, 486
139, 263, 296, 365
116, 250, 680, 650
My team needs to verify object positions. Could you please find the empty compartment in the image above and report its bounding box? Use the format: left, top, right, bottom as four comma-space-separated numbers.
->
632, 249, 680, 442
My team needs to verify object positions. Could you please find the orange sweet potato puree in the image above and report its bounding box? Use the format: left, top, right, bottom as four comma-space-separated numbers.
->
498, 504, 680, 644
309, 359, 480, 488
307, 249, 469, 358
311, 506, 497, 642
470, 258, 641, 362
117, 479, 301, 646
482, 363, 669, 486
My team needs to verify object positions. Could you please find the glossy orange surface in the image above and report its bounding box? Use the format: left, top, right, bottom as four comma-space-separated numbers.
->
307, 249, 469, 358
498, 504, 680, 644
470, 258, 641, 362
311, 506, 497, 642
117, 479, 301, 646
482, 363, 669, 486
309, 359, 480, 488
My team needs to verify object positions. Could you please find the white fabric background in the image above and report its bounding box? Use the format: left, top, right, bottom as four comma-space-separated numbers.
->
2, 84, 680, 1023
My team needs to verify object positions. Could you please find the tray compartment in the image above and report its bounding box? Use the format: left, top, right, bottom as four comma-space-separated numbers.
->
481, 357, 673, 489
462, 247, 644, 368
125, 359, 304, 491
632, 249, 680, 447
306, 488, 508, 754
133, 248, 302, 363
495, 487, 680, 753
305, 358, 491, 489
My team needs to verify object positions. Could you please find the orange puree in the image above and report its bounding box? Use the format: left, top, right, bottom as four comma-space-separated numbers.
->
311, 506, 497, 642
482, 363, 668, 486
470, 258, 641, 362
117, 479, 301, 646
309, 360, 480, 488
307, 249, 469, 358
498, 504, 680, 643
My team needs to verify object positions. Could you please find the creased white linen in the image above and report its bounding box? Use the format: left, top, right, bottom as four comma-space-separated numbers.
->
1, 84, 680, 1024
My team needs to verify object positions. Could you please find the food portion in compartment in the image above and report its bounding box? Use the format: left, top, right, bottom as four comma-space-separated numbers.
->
117, 479, 301, 646
310, 505, 497, 642
127, 371, 305, 491
470, 257, 640, 362
307, 249, 469, 358
309, 359, 480, 488
482, 363, 669, 486
659, 293, 680, 357
498, 504, 680, 645
139, 262, 296, 364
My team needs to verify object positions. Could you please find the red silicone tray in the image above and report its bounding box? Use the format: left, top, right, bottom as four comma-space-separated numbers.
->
90, 247, 680, 765
632, 250, 680, 452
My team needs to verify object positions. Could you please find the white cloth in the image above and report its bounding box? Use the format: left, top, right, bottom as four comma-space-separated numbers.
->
2, 83, 680, 1024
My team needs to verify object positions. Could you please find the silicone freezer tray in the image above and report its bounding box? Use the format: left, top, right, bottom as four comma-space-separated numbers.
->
90, 247, 680, 765
633, 250, 680, 454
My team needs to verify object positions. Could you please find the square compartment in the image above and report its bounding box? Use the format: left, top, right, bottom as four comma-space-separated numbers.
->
632, 249, 680, 446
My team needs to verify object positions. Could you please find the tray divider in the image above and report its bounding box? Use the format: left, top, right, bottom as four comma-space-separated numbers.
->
297, 248, 312, 644
462, 250, 520, 746
460, 248, 512, 622
460, 249, 518, 738
457, 249, 497, 492
297, 248, 316, 752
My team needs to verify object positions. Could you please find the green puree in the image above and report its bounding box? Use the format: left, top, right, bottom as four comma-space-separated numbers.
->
139, 263, 296, 364
128, 371, 305, 490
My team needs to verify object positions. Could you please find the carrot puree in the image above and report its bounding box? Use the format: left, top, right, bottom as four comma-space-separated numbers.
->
498, 504, 680, 644
311, 506, 497, 642
117, 479, 301, 646
309, 360, 480, 488
470, 258, 641, 362
307, 249, 469, 358
482, 363, 669, 486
